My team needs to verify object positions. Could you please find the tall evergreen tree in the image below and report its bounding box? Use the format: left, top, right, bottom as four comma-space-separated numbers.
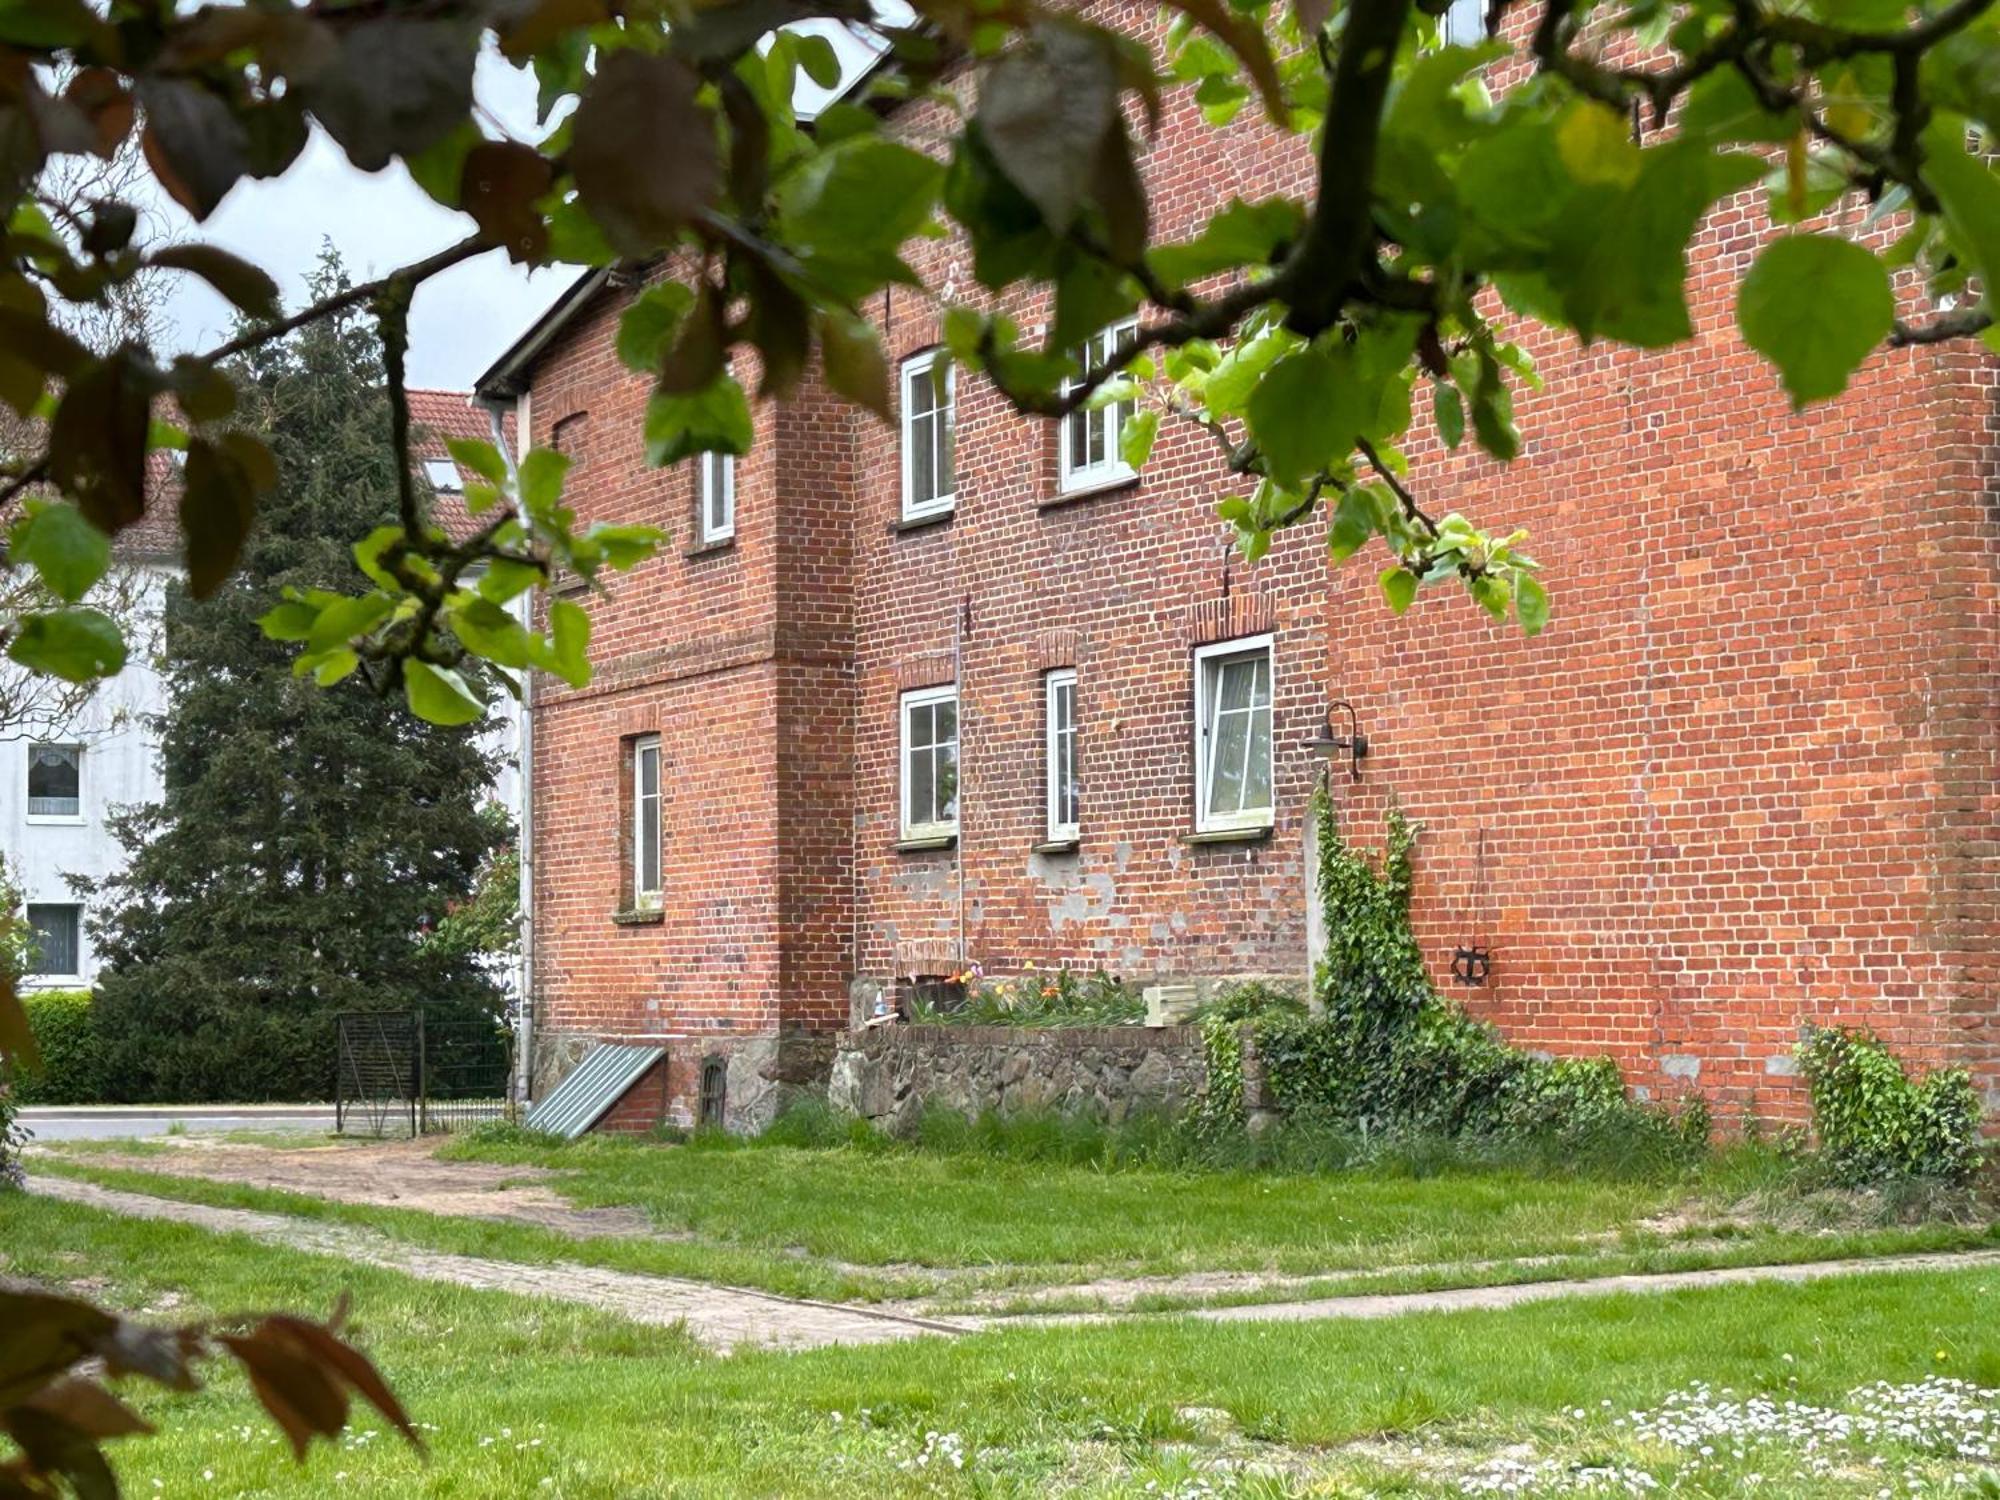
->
89, 253, 507, 1102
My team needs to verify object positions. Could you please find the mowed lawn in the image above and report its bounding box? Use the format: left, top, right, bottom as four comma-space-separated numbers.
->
37, 1129, 2000, 1310
8, 1190, 2000, 1498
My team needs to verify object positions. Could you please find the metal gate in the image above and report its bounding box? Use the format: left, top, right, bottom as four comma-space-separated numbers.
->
334, 1011, 514, 1136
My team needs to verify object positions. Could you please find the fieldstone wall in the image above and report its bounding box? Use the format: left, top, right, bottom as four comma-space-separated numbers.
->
828, 1024, 1208, 1131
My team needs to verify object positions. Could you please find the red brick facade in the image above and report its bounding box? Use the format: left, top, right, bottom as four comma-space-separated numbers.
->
486, 17, 1999, 1129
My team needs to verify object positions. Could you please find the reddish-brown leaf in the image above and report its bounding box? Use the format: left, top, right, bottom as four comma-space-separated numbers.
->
257, 1316, 423, 1452
0, 1289, 117, 1407
217, 1327, 351, 1461
23, 1381, 153, 1442
569, 50, 719, 256
460, 141, 553, 265
62, 68, 132, 158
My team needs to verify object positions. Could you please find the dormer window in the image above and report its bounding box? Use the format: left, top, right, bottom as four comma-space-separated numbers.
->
422, 456, 461, 492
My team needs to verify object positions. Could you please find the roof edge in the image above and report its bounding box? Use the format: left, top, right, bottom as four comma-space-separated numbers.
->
472, 265, 615, 402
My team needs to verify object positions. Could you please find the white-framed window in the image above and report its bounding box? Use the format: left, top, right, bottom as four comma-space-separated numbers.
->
26, 743, 81, 821
26, 903, 80, 978
1440, 0, 1484, 43
422, 456, 461, 492
1044, 668, 1078, 842
699, 451, 735, 544
900, 349, 956, 520
632, 735, 662, 908
899, 685, 959, 840
1193, 635, 1274, 833
1060, 318, 1139, 493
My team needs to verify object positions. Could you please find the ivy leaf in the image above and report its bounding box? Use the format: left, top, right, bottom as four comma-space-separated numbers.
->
403, 660, 484, 725
9, 607, 126, 682
644, 376, 752, 466
569, 50, 718, 256
1737, 234, 1893, 406
10, 500, 109, 604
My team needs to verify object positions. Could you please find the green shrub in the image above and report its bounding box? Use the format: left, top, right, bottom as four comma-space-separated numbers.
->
1797, 1024, 1984, 1187
6, 990, 105, 1106
909, 966, 1146, 1028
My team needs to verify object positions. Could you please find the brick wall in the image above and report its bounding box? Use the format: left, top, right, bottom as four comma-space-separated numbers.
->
511, 6, 1999, 1129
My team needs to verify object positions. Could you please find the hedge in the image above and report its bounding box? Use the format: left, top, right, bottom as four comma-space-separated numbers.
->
6, 989, 105, 1105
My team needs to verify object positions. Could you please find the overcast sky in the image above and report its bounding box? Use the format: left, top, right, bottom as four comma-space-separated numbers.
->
151, 27, 881, 392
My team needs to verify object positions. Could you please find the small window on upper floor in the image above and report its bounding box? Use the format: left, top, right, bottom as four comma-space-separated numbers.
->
1193, 635, 1274, 834
699, 451, 735, 544
901, 350, 956, 521
26, 903, 80, 978
27, 744, 81, 821
1441, 0, 1485, 45
1060, 319, 1139, 494
422, 456, 461, 492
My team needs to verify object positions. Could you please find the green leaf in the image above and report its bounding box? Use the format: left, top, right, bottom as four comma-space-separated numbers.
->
10, 500, 108, 604
644, 376, 753, 466
1379, 567, 1418, 615
8, 607, 125, 682
1432, 383, 1465, 448
258, 599, 319, 641
445, 436, 508, 486
1326, 487, 1375, 564
1147, 197, 1304, 289
1119, 408, 1161, 469
1557, 101, 1642, 187
816, 311, 891, 421
450, 596, 534, 668
477, 557, 544, 605
616, 283, 696, 375
794, 32, 843, 88
1203, 327, 1298, 418
534, 598, 592, 688
1516, 573, 1550, 635
1924, 119, 2000, 312
1737, 234, 1893, 406
404, 660, 484, 725
517, 448, 571, 518
1245, 346, 1363, 485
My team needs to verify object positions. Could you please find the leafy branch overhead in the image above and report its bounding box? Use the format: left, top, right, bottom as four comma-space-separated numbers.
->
0, 0, 1994, 716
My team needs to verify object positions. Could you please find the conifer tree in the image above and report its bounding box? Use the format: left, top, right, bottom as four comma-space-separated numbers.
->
88, 253, 507, 1102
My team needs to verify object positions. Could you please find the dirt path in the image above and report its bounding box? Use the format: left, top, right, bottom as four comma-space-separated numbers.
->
44, 1136, 658, 1240
27, 1175, 965, 1353
34, 1172, 2000, 1354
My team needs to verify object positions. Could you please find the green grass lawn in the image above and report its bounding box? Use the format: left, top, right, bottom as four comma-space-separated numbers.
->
7, 1190, 2000, 1498
34, 1128, 2000, 1313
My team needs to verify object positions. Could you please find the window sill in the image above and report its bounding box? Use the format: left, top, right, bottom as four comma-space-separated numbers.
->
24, 816, 86, 826
684, 536, 736, 559
890, 506, 955, 535
611, 907, 665, 926
1031, 837, 1079, 855
1182, 824, 1273, 846
895, 833, 958, 853
1042, 471, 1139, 510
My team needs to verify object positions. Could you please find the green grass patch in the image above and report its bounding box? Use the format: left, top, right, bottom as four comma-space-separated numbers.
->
7, 1191, 2000, 1497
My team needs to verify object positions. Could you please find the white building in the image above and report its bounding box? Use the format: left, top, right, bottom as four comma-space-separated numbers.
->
3, 391, 524, 990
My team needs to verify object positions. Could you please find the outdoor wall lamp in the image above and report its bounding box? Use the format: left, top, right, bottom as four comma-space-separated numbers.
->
1310, 698, 1370, 781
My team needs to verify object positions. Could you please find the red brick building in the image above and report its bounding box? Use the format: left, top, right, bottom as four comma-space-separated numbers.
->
475, 27, 1999, 1131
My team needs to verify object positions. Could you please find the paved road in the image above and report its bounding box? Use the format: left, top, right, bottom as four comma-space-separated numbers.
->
19, 1106, 338, 1141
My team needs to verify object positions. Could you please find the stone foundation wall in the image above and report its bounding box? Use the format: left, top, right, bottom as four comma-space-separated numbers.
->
828, 1024, 1208, 1130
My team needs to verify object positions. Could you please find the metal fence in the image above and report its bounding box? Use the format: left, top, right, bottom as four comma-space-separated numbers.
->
334, 1010, 514, 1136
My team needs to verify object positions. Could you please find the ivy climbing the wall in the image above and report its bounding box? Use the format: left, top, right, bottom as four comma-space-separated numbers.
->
1200, 787, 1708, 1160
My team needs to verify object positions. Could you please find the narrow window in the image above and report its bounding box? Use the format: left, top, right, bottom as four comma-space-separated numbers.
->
1440, 0, 1484, 44
900, 350, 956, 520
26, 904, 80, 978
698, 451, 735, 544
26, 744, 81, 820
1193, 636, 1274, 833
1044, 668, 1078, 842
632, 735, 662, 908
1060, 319, 1139, 493
698, 1056, 727, 1128
899, 685, 959, 840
